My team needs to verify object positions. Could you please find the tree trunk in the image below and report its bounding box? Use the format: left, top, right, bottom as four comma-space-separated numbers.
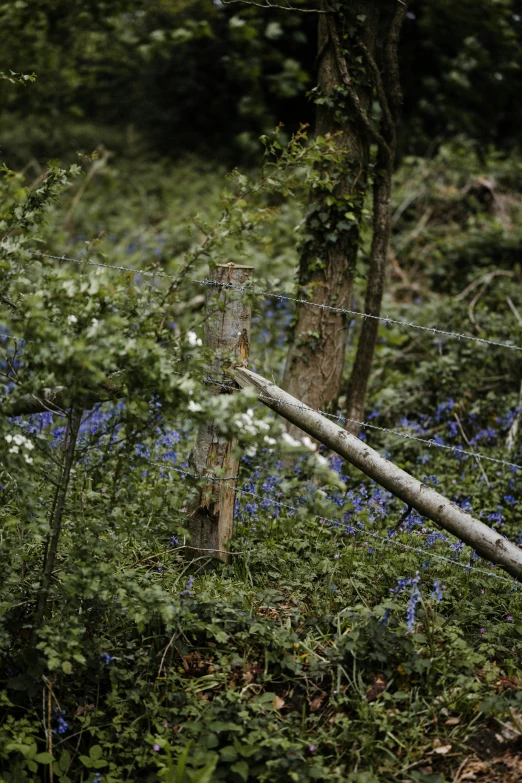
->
345, 2, 407, 433
345, 149, 392, 432
282, 1, 380, 434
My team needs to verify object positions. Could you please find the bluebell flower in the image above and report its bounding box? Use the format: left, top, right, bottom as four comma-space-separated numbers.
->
430, 580, 443, 603
55, 716, 69, 735
181, 576, 194, 596
101, 653, 114, 664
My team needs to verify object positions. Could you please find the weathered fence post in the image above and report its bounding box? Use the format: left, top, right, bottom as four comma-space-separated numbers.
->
187, 264, 253, 562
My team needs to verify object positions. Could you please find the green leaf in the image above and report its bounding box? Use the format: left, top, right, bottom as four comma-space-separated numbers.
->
79, 755, 93, 769
220, 745, 237, 762
231, 761, 249, 781
174, 742, 191, 783
89, 745, 103, 762
190, 757, 218, 783
34, 752, 55, 764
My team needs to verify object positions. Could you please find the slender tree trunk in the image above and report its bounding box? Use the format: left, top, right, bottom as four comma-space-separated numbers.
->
345, 2, 407, 433
283, 1, 380, 434
345, 150, 392, 431
34, 408, 82, 632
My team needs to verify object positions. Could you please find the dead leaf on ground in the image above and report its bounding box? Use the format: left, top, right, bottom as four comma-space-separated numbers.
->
497, 676, 522, 692
434, 744, 452, 755
458, 751, 522, 783
272, 695, 285, 710
310, 692, 326, 712
182, 651, 214, 677
446, 716, 461, 726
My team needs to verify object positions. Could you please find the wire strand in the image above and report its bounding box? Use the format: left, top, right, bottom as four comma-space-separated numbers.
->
254, 391, 521, 472
195, 278, 522, 354
204, 378, 520, 472
234, 486, 517, 585
142, 458, 518, 586
27, 252, 522, 354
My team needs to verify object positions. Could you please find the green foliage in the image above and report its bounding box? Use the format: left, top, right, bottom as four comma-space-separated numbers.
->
1, 138, 522, 783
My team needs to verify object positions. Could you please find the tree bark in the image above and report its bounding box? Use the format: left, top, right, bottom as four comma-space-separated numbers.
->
345, 148, 392, 432
282, 1, 380, 434
345, 2, 407, 433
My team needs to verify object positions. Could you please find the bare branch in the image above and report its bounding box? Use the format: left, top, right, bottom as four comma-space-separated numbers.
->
383, 0, 408, 118
221, 0, 327, 12
359, 41, 395, 151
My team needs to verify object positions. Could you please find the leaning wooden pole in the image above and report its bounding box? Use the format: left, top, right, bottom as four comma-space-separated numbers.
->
187, 264, 253, 562
234, 367, 522, 581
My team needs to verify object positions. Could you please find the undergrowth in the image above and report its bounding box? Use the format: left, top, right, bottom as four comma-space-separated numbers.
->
1, 141, 522, 782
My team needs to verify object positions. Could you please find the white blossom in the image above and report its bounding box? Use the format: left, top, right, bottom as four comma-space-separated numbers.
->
86, 318, 100, 338
5, 433, 34, 453
67, 314, 78, 324
302, 436, 317, 452
282, 432, 301, 448
187, 331, 202, 347
188, 400, 202, 413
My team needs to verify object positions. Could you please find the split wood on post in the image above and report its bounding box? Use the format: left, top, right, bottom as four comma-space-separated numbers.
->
187, 264, 253, 562
233, 366, 522, 582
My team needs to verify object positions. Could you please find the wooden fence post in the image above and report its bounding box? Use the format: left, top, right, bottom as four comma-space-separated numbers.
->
187, 264, 253, 562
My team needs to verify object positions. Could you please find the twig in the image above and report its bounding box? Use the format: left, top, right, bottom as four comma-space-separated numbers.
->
33, 408, 82, 633
507, 379, 522, 454
158, 632, 179, 679
221, 0, 327, 11
453, 413, 489, 485
507, 296, 522, 327
455, 270, 513, 301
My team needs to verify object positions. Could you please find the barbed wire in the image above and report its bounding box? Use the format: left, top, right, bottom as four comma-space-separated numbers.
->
35, 252, 177, 280
254, 391, 521, 472
233, 485, 518, 586
142, 457, 518, 586
204, 377, 520, 472
28, 252, 522, 354
197, 278, 522, 354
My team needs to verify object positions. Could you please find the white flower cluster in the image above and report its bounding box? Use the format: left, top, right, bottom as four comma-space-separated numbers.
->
187, 331, 202, 347
235, 408, 270, 437
234, 408, 274, 457
281, 432, 316, 452
5, 433, 35, 463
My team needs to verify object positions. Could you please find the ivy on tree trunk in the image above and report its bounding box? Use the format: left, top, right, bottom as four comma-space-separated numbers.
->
283, 0, 379, 430
283, 0, 407, 436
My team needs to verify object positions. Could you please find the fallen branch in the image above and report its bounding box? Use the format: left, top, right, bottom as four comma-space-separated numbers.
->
234, 366, 522, 581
